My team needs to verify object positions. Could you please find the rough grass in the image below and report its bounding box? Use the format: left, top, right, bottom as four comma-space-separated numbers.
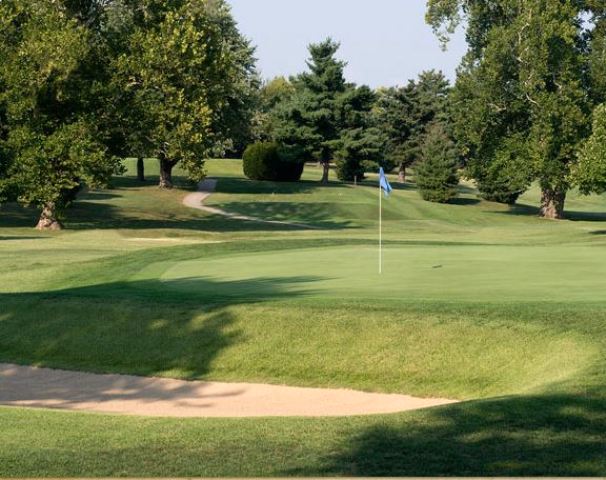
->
1, 158, 606, 476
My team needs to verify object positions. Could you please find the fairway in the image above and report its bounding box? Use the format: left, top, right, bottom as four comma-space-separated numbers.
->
1, 159, 606, 476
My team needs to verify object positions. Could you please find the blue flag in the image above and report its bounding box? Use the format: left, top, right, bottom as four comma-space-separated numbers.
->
379, 167, 392, 197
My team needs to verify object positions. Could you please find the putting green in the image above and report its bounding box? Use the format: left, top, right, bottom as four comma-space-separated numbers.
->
159, 244, 606, 302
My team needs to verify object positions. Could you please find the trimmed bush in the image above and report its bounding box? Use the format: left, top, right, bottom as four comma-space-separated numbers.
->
242, 142, 304, 182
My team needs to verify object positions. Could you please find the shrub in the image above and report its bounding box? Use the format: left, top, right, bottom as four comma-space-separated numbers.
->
242, 142, 304, 181
416, 123, 460, 203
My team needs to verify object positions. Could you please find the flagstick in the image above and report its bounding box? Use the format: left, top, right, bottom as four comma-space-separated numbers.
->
379, 180, 382, 274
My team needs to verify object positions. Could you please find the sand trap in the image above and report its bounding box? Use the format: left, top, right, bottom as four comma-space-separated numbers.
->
0, 364, 457, 418
182, 179, 316, 229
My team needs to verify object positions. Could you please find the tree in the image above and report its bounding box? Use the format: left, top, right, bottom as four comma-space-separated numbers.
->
427, 0, 606, 218
0, 0, 123, 229
251, 77, 296, 142
273, 38, 347, 184
415, 123, 459, 203
114, 0, 257, 188
374, 70, 450, 183
334, 85, 386, 182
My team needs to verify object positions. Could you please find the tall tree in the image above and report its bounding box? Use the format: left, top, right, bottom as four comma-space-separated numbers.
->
416, 122, 460, 203
273, 39, 347, 183
334, 85, 386, 182
0, 0, 123, 229
428, 0, 606, 218
114, 0, 257, 188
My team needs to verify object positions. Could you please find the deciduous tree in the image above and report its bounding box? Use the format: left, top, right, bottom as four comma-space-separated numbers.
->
0, 0, 123, 229
427, 0, 606, 218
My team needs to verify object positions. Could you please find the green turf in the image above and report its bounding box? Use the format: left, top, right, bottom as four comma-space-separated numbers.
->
1, 158, 606, 476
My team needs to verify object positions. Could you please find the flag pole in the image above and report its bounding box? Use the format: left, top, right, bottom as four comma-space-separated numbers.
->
379, 178, 382, 274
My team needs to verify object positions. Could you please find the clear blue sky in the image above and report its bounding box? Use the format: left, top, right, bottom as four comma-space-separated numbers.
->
227, 0, 467, 88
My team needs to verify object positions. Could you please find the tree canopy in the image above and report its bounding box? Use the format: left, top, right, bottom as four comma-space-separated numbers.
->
0, 0, 123, 229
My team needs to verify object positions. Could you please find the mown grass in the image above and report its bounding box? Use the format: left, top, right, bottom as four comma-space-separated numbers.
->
1, 158, 606, 476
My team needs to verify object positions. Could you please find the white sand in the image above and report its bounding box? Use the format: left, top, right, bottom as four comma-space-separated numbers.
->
0, 364, 457, 418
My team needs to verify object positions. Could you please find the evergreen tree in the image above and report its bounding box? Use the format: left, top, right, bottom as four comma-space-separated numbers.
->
334, 85, 385, 182
273, 38, 346, 183
416, 123, 459, 203
374, 70, 450, 182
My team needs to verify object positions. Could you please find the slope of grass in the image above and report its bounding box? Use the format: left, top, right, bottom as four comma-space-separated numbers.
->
1, 158, 606, 476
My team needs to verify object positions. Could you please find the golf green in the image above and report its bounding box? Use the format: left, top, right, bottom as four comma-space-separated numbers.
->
158, 244, 606, 302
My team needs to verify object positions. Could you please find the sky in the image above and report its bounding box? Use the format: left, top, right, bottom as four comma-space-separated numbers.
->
227, 0, 468, 88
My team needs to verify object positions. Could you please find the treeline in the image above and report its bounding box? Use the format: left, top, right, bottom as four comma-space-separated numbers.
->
245, 39, 456, 201
3, 0, 606, 228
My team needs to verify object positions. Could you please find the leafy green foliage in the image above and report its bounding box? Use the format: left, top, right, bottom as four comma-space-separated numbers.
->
0, 0, 123, 227
113, 0, 257, 186
416, 123, 459, 203
242, 142, 304, 182
428, 0, 606, 217
252, 77, 296, 142
576, 104, 606, 195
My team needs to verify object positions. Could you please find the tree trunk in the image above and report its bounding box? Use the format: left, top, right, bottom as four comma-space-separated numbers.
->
398, 164, 406, 183
137, 157, 145, 182
159, 157, 175, 189
540, 188, 566, 219
36, 202, 62, 231
321, 161, 329, 184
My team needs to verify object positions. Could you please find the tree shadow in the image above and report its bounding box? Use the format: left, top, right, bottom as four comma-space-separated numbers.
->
293, 393, 606, 476
566, 211, 606, 222
496, 203, 541, 217
450, 197, 482, 206
213, 201, 355, 229
214, 177, 349, 195
0, 236, 48, 241
0, 197, 353, 232
0, 274, 320, 380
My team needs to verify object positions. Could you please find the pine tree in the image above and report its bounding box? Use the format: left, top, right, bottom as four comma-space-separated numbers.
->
416, 123, 459, 203
272, 38, 346, 183
334, 85, 386, 182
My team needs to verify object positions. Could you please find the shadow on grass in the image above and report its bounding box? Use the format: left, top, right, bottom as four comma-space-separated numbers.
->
450, 197, 482, 206
0, 193, 355, 233
0, 236, 48, 241
213, 201, 354, 227
289, 394, 606, 476
0, 274, 319, 380
566, 211, 606, 222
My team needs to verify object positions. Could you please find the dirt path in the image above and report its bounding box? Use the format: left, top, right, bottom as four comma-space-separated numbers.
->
182, 179, 316, 229
0, 364, 457, 418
